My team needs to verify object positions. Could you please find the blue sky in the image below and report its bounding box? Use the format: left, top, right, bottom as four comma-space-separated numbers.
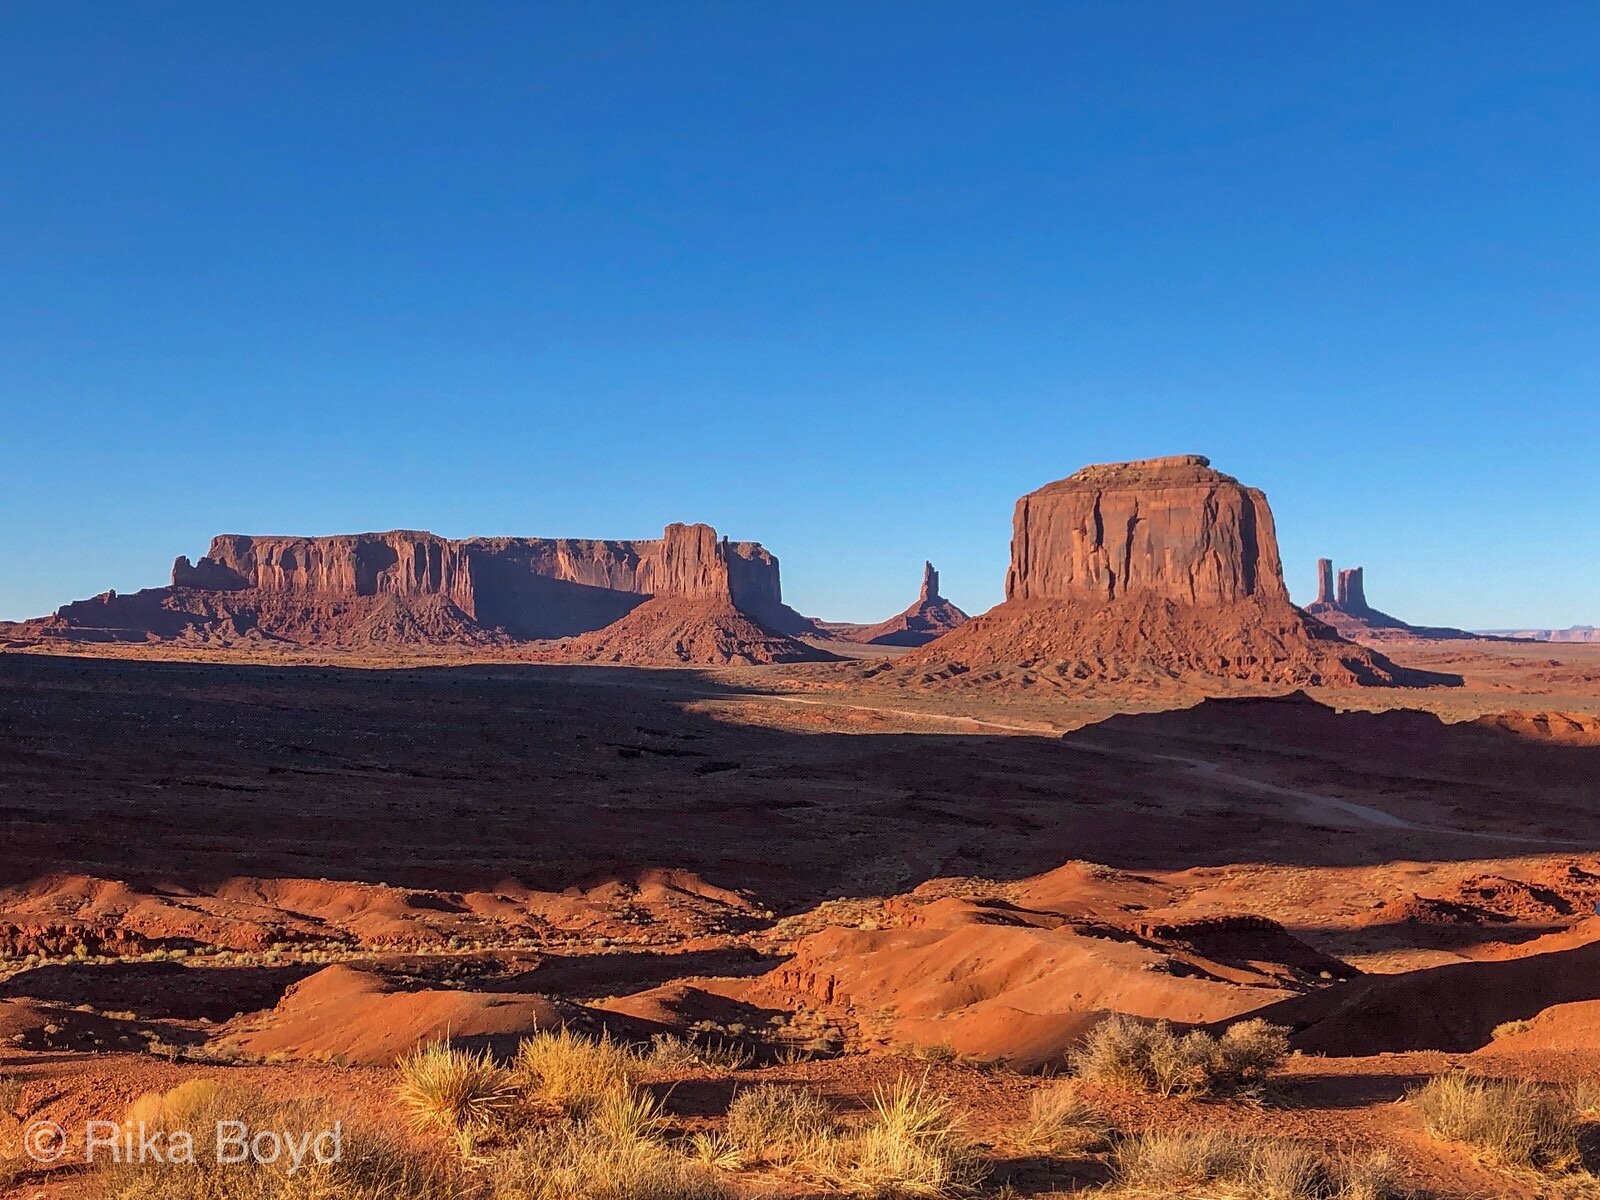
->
2, 3, 1595, 627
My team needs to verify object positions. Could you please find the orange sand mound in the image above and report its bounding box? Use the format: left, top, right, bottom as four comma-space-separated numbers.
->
223, 965, 564, 1065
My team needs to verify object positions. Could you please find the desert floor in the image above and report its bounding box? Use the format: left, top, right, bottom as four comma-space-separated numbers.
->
4, 638, 1600, 1197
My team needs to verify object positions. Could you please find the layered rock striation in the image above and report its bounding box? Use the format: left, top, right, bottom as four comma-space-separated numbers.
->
882, 456, 1447, 690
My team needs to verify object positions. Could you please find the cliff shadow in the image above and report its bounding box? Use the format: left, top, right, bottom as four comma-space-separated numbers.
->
0, 654, 1597, 915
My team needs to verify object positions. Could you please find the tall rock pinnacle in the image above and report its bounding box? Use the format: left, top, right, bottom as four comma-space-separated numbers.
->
1336, 567, 1367, 613
920, 561, 939, 603
1315, 558, 1335, 607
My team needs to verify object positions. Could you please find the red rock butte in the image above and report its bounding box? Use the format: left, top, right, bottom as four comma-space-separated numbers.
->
888, 455, 1448, 689
1006, 454, 1283, 606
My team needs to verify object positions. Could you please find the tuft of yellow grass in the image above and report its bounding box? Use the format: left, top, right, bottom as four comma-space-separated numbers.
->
644, 1034, 752, 1072
93, 1085, 473, 1199
488, 1087, 729, 1200
723, 1083, 837, 1165
395, 1039, 516, 1157
841, 1075, 985, 1198
1005, 1082, 1107, 1158
1408, 1073, 1582, 1172
515, 1028, 638, 1116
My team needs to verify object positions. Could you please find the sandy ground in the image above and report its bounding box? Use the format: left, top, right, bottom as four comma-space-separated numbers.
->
4, 636, 1600, 1197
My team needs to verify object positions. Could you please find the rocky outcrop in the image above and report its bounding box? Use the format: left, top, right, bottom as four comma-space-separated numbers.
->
839, 561, 971, 648
1006, 455, 1285, 606
878, 457, 1452, 692
8, 523, 830, 662
1307, 560, 1480, 643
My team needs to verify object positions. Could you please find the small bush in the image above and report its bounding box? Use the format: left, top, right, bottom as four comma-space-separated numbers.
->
1573, 1077, 1600, 1117
1491, 1018, 1534, 1040
0, 1073, 22, 1116
1006, 1082, 1107, 1157
1408, 1073, 1582, 1171
724, 1084, 837, 1164
395, 1040, 516, 1156
1114, 1129, 1408, 1199
1075, 1015, 1288, 1097
1212, 1018, 1291, 1091
515, 1028, 638, 1116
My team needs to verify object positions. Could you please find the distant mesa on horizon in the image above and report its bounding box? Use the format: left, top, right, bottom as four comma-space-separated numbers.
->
875, 453, 1458, 691
1474, 624, 1600, 643
0, 523, 841, 666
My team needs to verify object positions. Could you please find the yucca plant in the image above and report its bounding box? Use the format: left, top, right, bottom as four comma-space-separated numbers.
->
395, 1039, 516, 1158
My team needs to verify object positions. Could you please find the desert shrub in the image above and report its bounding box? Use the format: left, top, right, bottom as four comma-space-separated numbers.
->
644, 1034, 751, 1072
1006, 1082, 1107, 1157
395, 1040, 516, 1156
515, 1028, 638, 1115
837, 1075, 985, 1198
0, 1073, 22, 1116
1075, 1015, 1289, 1098
1491, 1018, 1534, 1040
723, 1083, 837, 1164
87, 1082, 473, 1200
1408, 1073, 1582, 1171
1113, 1129, 1408, 1199
1209, 1017, 1290, 1091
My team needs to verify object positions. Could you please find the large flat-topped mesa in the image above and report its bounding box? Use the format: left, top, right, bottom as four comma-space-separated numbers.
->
1006, 453, 1285, 606
11, 521, 828, 663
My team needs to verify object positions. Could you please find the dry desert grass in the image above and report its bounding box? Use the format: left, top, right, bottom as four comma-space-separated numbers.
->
1407, 1073, 1585, 1174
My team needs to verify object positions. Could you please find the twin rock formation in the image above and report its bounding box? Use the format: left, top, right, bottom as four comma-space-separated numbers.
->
889, 455, 1426, 689
1306, 557, 1477, 642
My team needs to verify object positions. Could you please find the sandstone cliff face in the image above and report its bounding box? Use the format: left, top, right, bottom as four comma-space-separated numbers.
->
24, 522, 822, 661
176, 532, 478, 611
1336, 567, 1367, 613
1005, 455, 1285, 606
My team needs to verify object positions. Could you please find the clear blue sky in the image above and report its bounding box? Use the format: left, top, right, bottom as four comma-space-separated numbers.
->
2, 3, 1595, 628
